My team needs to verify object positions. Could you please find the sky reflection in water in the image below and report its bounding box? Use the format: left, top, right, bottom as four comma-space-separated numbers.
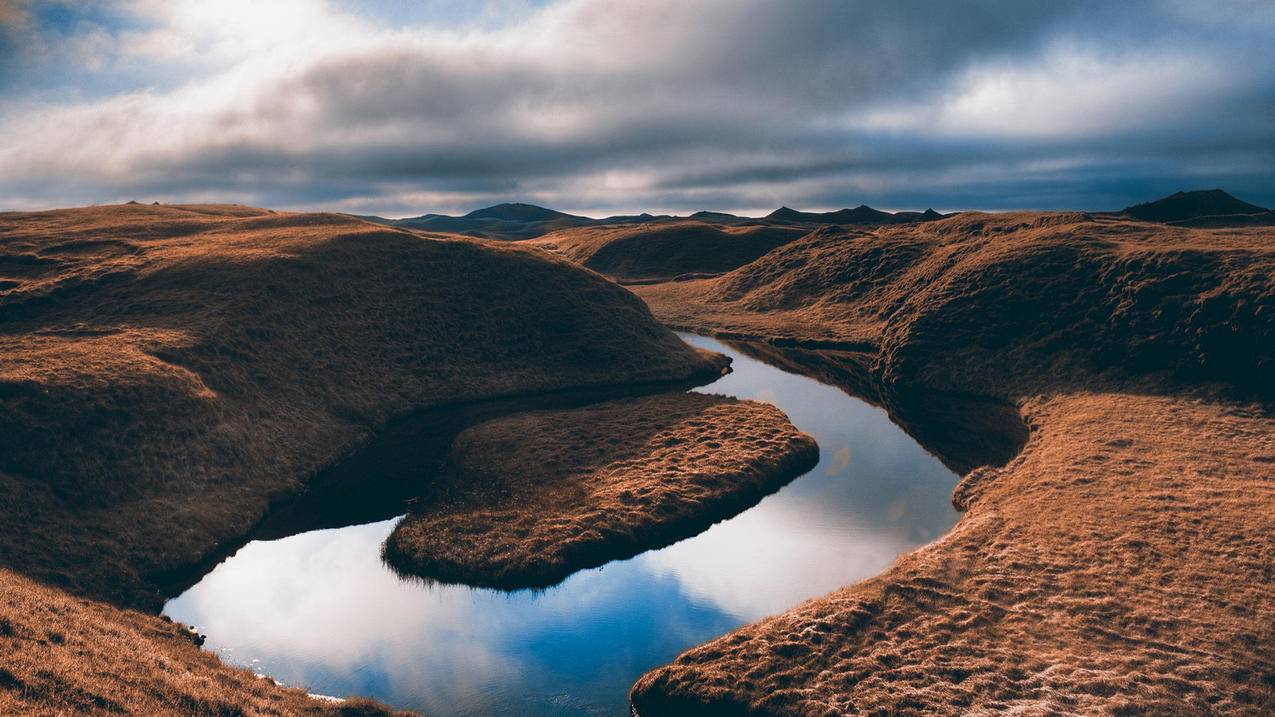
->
164, 334, 958, 716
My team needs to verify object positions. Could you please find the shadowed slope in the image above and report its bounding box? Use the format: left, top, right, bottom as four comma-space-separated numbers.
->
383, 393, 818, 589
530, 220, 808, 282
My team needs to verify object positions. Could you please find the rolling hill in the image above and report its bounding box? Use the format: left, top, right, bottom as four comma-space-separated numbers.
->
0, 202, 723, 715
364, 202, 949, 241
630, 209, 1275, 715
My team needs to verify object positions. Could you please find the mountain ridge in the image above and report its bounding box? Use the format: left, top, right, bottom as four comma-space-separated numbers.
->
359, 189, 1270, 241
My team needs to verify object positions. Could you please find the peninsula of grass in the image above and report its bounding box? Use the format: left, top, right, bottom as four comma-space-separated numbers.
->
383, 392, 818, 589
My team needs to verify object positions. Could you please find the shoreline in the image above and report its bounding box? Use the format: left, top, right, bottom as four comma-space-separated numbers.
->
151, 358, 731, 602
380, 392, 819, 590
626, 213, 1275, 714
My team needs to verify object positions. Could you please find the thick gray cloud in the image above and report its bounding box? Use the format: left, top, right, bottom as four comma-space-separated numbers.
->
0, 0, 1272, 215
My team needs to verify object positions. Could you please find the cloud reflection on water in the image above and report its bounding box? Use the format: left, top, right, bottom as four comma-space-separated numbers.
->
165, 334, 958, 716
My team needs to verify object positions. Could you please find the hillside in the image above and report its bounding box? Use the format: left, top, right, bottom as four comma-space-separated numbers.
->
530, 220, 809, 282
630, 212, 1275, 714
0, 203, 723, 714
638, 213, 1274, 395
462, 202, 582, 222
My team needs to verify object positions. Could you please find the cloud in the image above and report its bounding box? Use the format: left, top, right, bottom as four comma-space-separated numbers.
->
0, 0, 1272, 215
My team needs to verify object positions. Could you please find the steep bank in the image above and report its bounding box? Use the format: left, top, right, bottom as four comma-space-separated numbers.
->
0, 203, 722, 714
383, 393, 818, 589
631, 212, 1275, 714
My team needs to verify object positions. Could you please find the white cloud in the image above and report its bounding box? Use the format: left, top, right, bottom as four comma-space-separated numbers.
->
1, 0, 1272, 213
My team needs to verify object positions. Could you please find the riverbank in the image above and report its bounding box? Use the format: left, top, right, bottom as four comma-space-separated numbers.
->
630, 212, 1275, 714
0, 203, 723, 715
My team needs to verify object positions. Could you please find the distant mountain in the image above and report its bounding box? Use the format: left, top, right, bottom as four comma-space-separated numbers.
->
689, 210, 748, 225
1122, 190, 1270, 223
825, 205, 898, 224
363, 201, 946, 241
463, 203, 586, 222
365, 203, 595, 240
765, 204, 941, 225
894, 208, 944, 222
765, 206, 811, 223
598, 212, 670, 225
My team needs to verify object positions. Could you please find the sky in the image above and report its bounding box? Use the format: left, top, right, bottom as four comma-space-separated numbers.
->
1, 0, 1272, 217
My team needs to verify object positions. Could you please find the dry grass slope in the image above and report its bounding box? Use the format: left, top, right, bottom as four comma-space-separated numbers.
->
384, 393, 818, 589
0, 202, 718, 608
0, 203, 722, 715
0, 569, 412, 716
630, 212, 1275, 715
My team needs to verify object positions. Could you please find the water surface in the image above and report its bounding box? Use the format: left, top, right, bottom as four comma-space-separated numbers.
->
165, 334, 959, 716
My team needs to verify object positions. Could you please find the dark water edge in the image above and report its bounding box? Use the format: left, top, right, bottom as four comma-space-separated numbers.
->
149, 370, 727, 600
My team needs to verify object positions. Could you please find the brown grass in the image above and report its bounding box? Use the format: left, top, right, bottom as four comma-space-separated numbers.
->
0, 203, 722, 715
383, 392, 818, 589
529, 220, 808, 283
637, 213, 1273, 395
0, 202, 718, 607
628, 212, 1275, 715
0, 568, 412, 716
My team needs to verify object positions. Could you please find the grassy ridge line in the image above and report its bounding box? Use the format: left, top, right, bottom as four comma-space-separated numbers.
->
637, 213, 1274, 396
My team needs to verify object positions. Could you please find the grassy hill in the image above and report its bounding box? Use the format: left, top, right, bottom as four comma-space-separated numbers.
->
639, 212, 1274, 395
384, 393, 817, 589
0, 202, 723, 715
631, 211, 1275, 714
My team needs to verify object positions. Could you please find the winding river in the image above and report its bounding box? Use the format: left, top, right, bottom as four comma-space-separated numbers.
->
164, 333, 960, 716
